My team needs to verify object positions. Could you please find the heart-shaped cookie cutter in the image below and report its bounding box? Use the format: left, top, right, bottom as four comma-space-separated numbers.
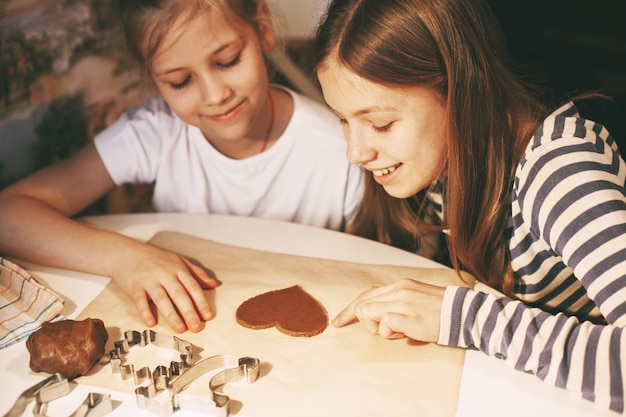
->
109, 329, 195, 386
135, 355, 260, 417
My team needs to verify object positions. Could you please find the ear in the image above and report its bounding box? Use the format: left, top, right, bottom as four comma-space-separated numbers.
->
255, 0, 275, 52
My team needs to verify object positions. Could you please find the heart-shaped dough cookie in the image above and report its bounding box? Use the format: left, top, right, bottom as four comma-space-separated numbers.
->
236, 285, 328, 337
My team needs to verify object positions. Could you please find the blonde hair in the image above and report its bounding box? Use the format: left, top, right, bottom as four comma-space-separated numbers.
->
121, 0, 268, 74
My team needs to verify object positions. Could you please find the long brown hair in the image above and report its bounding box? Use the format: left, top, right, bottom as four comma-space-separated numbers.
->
314, 0, 548, 292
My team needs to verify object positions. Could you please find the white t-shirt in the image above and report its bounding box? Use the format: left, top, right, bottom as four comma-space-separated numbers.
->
94, 87, 363, 231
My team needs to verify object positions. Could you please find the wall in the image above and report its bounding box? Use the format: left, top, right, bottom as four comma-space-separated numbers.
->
0, 0, 148, 211
269, 0, 330, 39
493, 0, 626, 150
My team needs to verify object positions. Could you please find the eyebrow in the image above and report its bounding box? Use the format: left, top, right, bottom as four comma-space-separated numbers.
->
337, 106, 398, 119
155, 67, 189, 77
355, 107, 394, 115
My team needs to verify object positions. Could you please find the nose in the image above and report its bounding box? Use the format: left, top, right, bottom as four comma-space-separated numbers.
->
345, 129, 376, 165
198, 73, 232, 106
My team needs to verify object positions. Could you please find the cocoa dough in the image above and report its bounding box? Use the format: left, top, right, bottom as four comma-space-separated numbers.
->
236, 285, 328, 337
26, 318, 108, 379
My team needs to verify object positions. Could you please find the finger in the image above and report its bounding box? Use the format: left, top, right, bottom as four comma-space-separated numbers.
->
378, 313, 410, 339
132, 290, 158, 328
354, 301, 385, 335
353, 300, 413, 337
380, 310, 439, 342
175, 266, 214, 322
160, 280, 206, 333
144, 285, 187, 333
332, 285, 395, 327
182, 257, 218, 289
332, 304, 357, 327
185, 282, 213, 322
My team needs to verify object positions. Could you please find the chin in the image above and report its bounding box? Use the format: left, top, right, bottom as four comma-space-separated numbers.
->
382, 185, 417, 199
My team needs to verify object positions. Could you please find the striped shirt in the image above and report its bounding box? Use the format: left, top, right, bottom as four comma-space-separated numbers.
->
435, 102, 626, 413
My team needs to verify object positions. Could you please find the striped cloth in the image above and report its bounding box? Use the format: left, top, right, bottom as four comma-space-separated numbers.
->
0, 257, 64, 349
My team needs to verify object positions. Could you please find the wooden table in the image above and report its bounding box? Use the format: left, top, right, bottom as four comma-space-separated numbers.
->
0, 214, 612, 417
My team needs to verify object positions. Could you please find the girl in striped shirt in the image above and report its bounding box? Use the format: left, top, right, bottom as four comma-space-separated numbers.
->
315, 0, 626, 413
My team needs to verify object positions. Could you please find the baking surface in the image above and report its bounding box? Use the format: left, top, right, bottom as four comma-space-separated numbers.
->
76, 231, 467, 417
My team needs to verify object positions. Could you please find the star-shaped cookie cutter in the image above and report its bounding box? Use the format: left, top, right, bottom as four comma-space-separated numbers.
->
109, 329, 195, 386
135, 355, 260, 417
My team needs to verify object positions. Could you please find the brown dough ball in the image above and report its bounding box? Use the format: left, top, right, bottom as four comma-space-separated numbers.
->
26, 318, 108, 379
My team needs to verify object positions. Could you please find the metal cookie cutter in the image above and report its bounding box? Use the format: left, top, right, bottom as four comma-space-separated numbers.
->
136, 355, 260, 417
3, 373, 69, 417
109, 329, 195, 386
208, 357, 261, 413
3, 374, 113, 417
34, 392, 113, 417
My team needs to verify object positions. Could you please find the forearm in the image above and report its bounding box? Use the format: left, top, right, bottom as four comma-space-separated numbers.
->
439, 286, 625, 413
0, 194, 141, 277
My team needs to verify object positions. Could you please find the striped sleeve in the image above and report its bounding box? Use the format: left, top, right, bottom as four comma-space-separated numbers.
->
439, 105, 626, 413
518, 116, 626, 324
439, 286, 625, 412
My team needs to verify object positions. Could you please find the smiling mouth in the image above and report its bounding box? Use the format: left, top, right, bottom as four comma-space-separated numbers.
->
371, 163, 402, 177
208, 100, 244, 119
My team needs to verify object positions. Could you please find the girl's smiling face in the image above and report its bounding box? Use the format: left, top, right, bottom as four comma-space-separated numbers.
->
317, 61, 448, 199
149, 8, 274, 147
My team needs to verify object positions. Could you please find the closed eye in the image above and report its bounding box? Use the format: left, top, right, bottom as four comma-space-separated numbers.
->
373, 122, 394, 133
170, 77, 191, 90
217, 53, 242, 69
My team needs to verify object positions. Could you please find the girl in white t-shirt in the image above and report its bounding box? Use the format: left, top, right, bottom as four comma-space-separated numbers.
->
0, 0, 362, 334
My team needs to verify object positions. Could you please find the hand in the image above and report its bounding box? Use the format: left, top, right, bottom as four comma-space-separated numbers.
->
332, 278, 447, 343
110, 243, 218, 333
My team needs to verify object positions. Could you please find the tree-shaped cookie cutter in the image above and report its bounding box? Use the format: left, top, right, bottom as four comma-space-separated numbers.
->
135, 355, 260, 417
109, 329, 195, 386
